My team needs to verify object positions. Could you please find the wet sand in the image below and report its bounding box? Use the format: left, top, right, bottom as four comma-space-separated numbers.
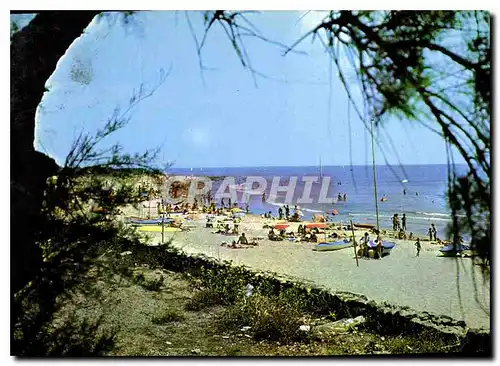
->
130, 210, 490, 330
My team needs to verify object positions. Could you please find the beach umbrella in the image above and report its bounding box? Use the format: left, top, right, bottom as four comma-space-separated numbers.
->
274, 224, 289, 230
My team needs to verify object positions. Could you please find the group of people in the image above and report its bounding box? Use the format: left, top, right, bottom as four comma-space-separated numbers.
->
221, 232, 258, 249
267, 225, 320, 243
428, 223, 438, 241
391, 213, 407, 232
337, 193, 347, 202
276, 205, 301, 222
358, 232, 384, 259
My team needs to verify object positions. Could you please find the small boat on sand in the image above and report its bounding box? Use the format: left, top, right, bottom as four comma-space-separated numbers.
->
305, 223, 328, 229
313, 239, 352, 252
353, 223, 376, 229
367, 240, 397, 255
439, 243, 471, 257
128, 218, 174, 225
138, 226, 181, 233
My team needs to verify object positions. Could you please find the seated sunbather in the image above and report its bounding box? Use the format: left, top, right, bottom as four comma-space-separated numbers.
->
237, 233, 248, 245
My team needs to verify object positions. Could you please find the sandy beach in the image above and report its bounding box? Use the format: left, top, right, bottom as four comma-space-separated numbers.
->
125, 208, 490, 330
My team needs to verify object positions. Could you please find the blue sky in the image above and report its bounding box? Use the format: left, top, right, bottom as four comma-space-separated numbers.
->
14, 11, 465, 168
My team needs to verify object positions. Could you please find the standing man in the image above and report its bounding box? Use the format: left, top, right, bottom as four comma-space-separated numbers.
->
431, 223, 437, 241
415, 238, 421, 257
401, 213, 407, 231
376, 235, 383, 259
278, 207, 283, 220
285, 205, 290, 221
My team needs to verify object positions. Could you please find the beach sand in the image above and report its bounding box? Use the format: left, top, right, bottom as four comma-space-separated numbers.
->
126, 207, 490, 330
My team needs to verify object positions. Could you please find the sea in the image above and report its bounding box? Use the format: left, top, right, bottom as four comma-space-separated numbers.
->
168, 164, 470, 240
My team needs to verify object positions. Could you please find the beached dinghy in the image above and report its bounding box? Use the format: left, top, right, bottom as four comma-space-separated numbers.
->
313, 239, 352, 252
367, 240, 397, 255
353, 223, 376, 229
138, 226, 181, 233
438, 243, 470, 257
128, 218, 174, 225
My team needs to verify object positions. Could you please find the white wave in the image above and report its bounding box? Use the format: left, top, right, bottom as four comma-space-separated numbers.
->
267, 201, 285, 207
417, 212, 450, 217
408, 216, 451, 222
301, 208, 323, 213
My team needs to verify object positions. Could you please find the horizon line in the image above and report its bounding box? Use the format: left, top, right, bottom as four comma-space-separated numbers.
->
169, 163, 467, 170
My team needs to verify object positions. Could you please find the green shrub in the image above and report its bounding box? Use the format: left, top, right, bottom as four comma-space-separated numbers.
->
133, 273, 164, 291
185, 288, 226, 311
217, 289, 310, 343
151, 308, 185, 325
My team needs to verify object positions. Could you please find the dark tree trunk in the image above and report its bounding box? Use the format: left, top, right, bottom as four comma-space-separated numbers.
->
10, 11, 99, 293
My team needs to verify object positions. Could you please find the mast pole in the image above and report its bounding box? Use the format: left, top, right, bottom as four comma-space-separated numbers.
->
370, 117, 380, 231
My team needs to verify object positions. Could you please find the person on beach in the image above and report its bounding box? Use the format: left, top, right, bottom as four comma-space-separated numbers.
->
285, 205, 290, 220
221, 198, 225, 208
337, 193, 342, 202
415, 238, 421, 257
431, 224, 437, 241
278, 207, 283, 220
392, 214, 397, 231
403, 188, 406, 195
376, 236, 383, 259
228, 198, 232, 208
262, 192, 266, 203
343, 193, 347, 201
298, 224, 304, 235
402, 213, 407, 231
245, 204, 250, 213
361, 232, 370, 257
428, 227, 433, 241
310, 232, 318, 242
237, 233, 248, 245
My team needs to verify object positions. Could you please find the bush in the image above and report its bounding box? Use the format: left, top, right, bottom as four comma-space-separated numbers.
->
133, 273, 164, 291
185, 288, 226, 311
217, 289, 311, 343
152, 308, 185, 325
184, 266, 249, 311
